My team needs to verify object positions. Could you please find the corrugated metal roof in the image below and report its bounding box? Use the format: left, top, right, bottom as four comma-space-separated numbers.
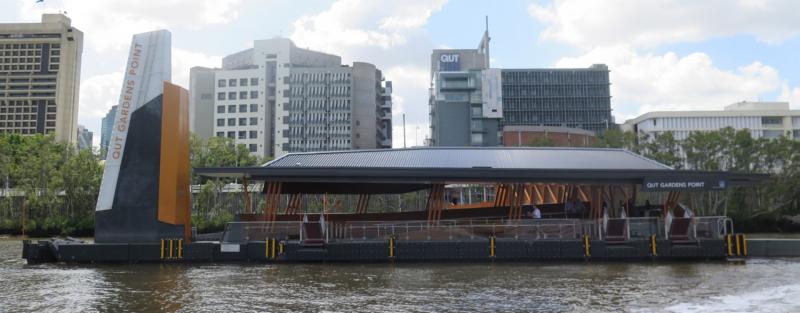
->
264, 147, 671, 171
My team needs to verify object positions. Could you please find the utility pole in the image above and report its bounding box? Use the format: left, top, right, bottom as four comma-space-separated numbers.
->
403, 113, 407, 148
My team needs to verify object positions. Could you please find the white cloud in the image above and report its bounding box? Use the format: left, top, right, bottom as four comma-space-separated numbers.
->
18, 0, 244, 52
529, 0, 800, 49
779, 83, 800, 109
171, 48, 221, 89
384, 65, 429, 115
79, 72, 123, 118
290, 0, 446, 54
555, 46, 782, 119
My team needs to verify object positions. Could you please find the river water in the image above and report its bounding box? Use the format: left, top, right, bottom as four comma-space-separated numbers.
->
2, 239, 800, 312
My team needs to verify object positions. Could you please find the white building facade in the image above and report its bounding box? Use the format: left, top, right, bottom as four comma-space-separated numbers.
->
621, 101, 800, 141
190, 38, 391, 158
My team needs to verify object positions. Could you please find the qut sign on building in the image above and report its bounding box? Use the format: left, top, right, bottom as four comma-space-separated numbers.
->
439, 53, 461, 71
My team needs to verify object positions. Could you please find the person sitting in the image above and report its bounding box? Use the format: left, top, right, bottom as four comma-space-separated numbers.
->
532, 205, 542, 219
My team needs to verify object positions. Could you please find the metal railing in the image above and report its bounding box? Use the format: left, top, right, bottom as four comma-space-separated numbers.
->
218, 216, 733, 244
221, 221, 302, 243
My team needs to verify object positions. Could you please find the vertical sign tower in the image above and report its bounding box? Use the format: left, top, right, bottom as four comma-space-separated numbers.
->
95, 30, 191, 243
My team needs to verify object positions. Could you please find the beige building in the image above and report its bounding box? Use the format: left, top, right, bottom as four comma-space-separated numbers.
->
0, 14, 83, 143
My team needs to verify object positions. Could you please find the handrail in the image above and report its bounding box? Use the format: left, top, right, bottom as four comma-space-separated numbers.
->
219, 216, 732, 243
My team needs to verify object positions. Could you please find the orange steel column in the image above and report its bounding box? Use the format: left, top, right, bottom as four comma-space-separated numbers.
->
157, 82, 191, 241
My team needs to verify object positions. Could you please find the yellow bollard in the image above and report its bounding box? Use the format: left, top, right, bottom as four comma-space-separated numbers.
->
726, 234, 733, 256
742, 234, 748, 256
279, 242, 284, 255
389, 236, 395, 258
490, 236, 496, 257
650, 234, 657, 257
265, 239, 270, 259
169, 239, 174, 259
178, 239, 182, 259
583, 235, 591, 257
160, 239, 165, 260
271, 238, 277, 259
736, 234, 742, 256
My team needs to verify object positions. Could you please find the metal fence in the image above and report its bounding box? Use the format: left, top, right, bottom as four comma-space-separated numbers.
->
219, 216, 733, 244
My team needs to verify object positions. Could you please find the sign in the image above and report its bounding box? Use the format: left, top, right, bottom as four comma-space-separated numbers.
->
642, 177, 727, 191
221, 244, 241, 253
481, 68, 503, 118
96, 30, 171, 211
438, 53, 460, 71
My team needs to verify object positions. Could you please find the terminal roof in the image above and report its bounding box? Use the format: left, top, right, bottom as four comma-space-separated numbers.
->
195, 147, 767, 194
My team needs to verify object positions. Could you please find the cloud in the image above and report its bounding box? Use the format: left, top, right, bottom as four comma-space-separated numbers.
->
290, 0, 446, 53
554, 46, 782, 119
529, 0, 800, 49
18, 0, 244, 52
79, 72, 123, 119
779, 83, 800, 109
383, 65, 429, 115
171, 48, 221, 88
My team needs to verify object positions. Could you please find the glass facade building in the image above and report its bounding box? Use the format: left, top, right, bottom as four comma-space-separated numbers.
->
501, 65, 612, 134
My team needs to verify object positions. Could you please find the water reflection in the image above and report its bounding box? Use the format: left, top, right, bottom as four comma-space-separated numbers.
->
2, 239, 800, 312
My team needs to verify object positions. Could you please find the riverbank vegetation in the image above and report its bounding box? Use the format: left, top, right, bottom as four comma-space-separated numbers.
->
1, 128, 798, 236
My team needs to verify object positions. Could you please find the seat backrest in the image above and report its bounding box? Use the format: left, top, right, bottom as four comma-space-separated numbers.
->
670, 218, 691, 240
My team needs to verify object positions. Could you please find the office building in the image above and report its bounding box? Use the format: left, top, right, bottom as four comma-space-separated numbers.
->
100, 104, 117, 158
429, 26, 612, 147
190, 38, 392, 158
76, 123, 92, 150
0, 14, 83, 143
621, 101, 800, 141
501, 65, 612, 134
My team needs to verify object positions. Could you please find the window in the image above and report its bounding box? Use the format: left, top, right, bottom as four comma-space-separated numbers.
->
217, 106, 225, 113
229, 79, 236, 87
239, 118, 247, 126
216, 132, 224, 137
227, 118, 235, 126
228, 105, 236, 113
250, 91, 258, 99
249, 131, 257, 139
240, 91, 247, 99
762, 116, 783, 125
217, 80, 226, 87
239, 104, 247, 112
216, 119, 224, 126
249, 144, 257, 152
240, 78, 247, 86
250, 78, 258, 86
217, 92, 225, 100
238, 131, 246, 139
266, 53, 277, 59
250, 117, 258, 125
250, 104, 258, 112
228, 92, 236, 100
227, 131, 235, 138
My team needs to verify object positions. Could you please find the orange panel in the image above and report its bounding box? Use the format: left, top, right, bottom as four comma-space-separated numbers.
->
158, 82, 191, 241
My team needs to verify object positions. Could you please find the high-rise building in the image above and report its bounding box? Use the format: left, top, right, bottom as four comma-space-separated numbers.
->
76, 123, 92, 150
428, 26, 612, 147
189, 38, 392, 158
189, 66, 216, 140
0, 14, 83, 143
621, 101, 800, 141
100, 105, 117, 157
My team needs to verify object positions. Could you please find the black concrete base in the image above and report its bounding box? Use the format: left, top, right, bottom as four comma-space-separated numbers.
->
22, 238, 730, 264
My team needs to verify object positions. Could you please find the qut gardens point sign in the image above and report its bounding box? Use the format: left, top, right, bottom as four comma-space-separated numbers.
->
439, 53, 460, 71
642, 177, 727, 191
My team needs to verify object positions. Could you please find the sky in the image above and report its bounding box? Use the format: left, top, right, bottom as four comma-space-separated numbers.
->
3, 0, 800, 148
